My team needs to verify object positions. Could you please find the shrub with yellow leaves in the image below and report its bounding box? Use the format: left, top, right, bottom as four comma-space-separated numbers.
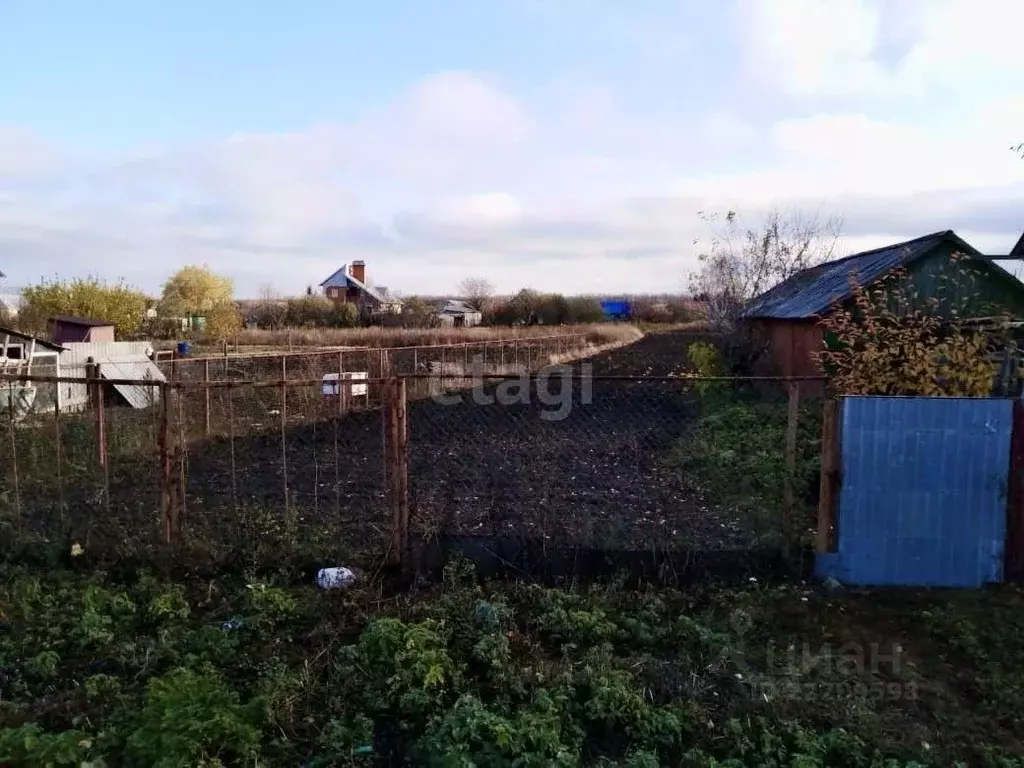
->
815, 258, 1013, 397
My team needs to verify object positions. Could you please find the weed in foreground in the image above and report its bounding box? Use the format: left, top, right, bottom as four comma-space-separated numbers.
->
0, 559, 1021, 765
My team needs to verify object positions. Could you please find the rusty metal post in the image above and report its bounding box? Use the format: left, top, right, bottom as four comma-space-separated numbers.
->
87, 358, 106, 468
783, 382, 800, 558
816, 399, 841, 554
384, 377, 409, 569
280, 379, 288, 512
159, 382, 174, 545
396, 377, 410, 573
6, 381, 20, 520
203, 359, 211, 436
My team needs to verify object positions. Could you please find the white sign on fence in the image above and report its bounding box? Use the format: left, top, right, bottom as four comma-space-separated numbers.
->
322, 371, 368, 397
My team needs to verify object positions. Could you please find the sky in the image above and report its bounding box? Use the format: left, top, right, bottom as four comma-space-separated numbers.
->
1, 0, 1023, 299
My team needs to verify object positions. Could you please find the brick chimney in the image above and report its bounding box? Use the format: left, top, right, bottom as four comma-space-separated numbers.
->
350, 260, 366, 284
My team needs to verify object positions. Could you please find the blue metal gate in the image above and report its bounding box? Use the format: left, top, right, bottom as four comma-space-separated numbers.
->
816, 396, 1012, 587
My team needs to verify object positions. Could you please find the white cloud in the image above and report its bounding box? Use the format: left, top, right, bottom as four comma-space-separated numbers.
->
738, 0, 1024, 103
738, 0, 884, 98
2, 23, 1024, 299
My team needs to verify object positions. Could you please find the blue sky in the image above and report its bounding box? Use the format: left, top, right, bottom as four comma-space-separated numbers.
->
1, 0, 1022, 297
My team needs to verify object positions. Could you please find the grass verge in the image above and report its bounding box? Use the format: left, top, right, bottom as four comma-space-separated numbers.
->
664, 385, 823, 546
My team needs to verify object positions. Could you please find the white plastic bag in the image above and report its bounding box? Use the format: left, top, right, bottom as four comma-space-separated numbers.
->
317, 566, 357, 590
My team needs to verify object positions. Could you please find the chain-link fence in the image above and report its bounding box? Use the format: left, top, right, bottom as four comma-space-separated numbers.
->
0, 365, 826, 576
158, 334, 590, 384
405, 373, 825, 562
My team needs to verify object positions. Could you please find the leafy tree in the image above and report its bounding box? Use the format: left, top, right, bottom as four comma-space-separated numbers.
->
159, 266, 235, 318
401, 296, 441, 328
19, 276, 149, 337
205, 303, 243, 341
458, 277, 496, 312
536, 293, 571, 325
284, 295, 358, 327
498, 288, 543, 324
815, 257, 1009, 397
565, 296, 605, 324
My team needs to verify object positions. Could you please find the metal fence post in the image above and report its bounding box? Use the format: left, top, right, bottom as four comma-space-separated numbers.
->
397, 377, 409, 573
159, 382, 175, 545
817, 398, 841, 554
203, 359, 211, 436
783, 382, 800, 557
87, 358, 106, 468
385, 377, 410, 570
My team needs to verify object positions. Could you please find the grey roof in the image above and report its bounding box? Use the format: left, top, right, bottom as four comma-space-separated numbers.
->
0, 326, 64, 352
439, 299, 477, 315
1011, 232, 1024, 258
95, 356, 165, 409
320, 264, 399, 304
741, 230, 999, 320
49, 315, 113, 327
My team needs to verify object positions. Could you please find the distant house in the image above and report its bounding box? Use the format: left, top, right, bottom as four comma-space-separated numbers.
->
741, 230, 1024, 381
437, 299, 482, 328
49, 316, 116, 344
320, 261, 403, 316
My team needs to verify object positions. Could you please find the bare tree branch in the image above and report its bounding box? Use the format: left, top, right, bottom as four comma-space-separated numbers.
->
457, 277, 496, 311
688, 207, 843, 333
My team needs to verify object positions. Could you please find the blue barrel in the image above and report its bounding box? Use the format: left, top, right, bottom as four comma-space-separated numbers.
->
176, 341, 191, 357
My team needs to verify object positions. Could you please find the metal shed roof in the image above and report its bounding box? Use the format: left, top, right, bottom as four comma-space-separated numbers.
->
95, 356, 165, 409
439, 299, 477, 315
740, 230, 996, 320
0, 326, 64, 352
48, 315, 114, 327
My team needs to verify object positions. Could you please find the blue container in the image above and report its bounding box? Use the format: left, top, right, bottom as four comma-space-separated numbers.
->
176, 341, 191, 357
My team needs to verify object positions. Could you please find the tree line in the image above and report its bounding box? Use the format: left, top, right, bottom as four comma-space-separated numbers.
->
3, 266, 243, 341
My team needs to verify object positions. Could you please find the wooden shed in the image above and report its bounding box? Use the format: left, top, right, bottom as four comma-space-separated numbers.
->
49, 315, 116, 344
741, 230, 1024, 386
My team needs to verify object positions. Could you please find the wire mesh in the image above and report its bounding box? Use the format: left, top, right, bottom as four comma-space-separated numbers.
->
0, 353, 825, 573
167, 375, 390, 569
407, 373, 824, 559
155, 334, 590, 384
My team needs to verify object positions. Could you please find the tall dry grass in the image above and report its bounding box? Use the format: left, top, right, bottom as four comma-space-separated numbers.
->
224, 323, 641, 350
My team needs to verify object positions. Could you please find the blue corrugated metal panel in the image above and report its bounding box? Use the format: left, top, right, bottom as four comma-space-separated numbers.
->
823, 396, 1012, 587
600, 300, 631, 319
741, 230, 973, 320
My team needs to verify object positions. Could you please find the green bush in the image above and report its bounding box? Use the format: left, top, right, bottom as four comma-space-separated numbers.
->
126, 667, 264, 767
1, 559, 1021, 765
687, 341, 723, 396
0, 724, 100, 767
